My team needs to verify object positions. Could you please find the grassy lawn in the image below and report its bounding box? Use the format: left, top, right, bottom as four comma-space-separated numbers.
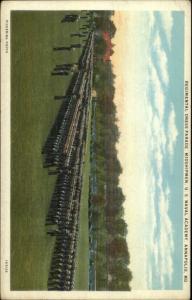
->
11, 11, 89, 290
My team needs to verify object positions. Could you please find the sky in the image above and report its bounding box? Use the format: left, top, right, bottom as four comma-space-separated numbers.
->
111, 11, 184, 290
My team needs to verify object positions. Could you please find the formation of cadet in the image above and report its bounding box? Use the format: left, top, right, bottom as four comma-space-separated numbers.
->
51, 63, 78, 76
61, 12, 90, 23
53, 12, 92, 53
42, 12, 94, 290
53, 44, 82, 52
61, 14, 79, 23
42, 31, 94, 170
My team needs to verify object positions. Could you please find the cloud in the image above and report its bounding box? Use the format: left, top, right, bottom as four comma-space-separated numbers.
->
148, 12, 155, 30
160, 12, 174, 49
148, 58, 165, 121
148, 172, 157, 240
147, 57, 177, 290
146, 113, 176, 289
158, 187, 174, 288
147, 184, 174, 289
148, 267, 153, 289
152, 114, 167, 153
153, 33, 169, 86
167, 103, 178, 158
149, 111, 166, 189
152, 240, 159, 268
148, 199, 159, 270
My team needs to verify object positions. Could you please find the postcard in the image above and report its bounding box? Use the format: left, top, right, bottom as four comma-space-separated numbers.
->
0, 1, 191, 299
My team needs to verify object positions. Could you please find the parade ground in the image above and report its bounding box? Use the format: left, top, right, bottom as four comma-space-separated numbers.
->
11, 11, 90, 290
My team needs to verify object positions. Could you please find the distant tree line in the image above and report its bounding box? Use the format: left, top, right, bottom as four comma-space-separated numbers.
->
91, 11, 132, 291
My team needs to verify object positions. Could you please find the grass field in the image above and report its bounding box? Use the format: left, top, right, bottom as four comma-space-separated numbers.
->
11, 11, 89, 290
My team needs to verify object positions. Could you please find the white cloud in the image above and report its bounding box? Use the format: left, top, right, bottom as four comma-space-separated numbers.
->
148, 173, 157, 241
148, 267, 153, 289
152, 240, 159, 268
160, 12, 174, 49
148, 12, 155, 30
111, 11, 176, 289
148, 58, 178, 173
155, 146, 163, 173
146, 101, 153, 126
147, 101, 175, 288
152, 114, 167, 152
148, 202, 159, 270
150, 112, 166, 188
147, 62, 177, 292
158, 188, 174, 288
148, 59, 165, 122
153, 33, 169, 86
147, 56, 175, 288
167, 103, 179, 158
147, 184, 174, 289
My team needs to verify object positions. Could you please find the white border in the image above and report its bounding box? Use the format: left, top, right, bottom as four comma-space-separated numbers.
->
1, 1, 191, 299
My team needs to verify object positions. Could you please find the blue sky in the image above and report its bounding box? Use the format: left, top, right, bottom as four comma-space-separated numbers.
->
112, 10, 184, 290
145, 11, 184, 289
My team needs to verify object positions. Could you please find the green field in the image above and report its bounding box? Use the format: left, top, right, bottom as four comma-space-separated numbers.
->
11, 11, 89, 290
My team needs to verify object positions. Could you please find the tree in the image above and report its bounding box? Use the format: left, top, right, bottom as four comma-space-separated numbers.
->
109, 237, 128, 258
108, 218, 128, 237
90, 11, 133, 290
